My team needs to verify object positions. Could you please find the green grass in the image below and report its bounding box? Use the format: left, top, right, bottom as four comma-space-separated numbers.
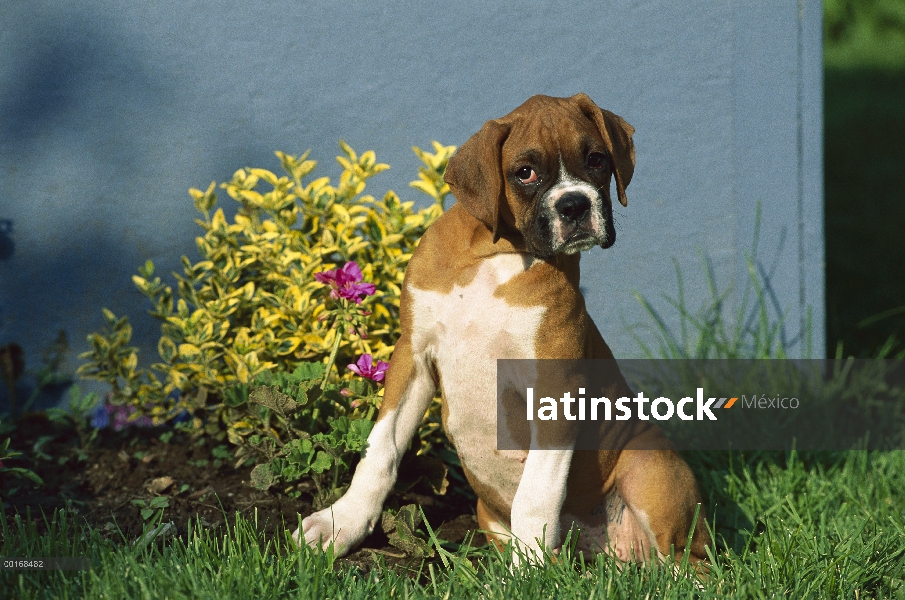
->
2, 449, 904, 598
629, 201, 820, 361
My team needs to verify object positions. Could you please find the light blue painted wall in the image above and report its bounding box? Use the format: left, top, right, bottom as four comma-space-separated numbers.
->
0, 1, 824, 406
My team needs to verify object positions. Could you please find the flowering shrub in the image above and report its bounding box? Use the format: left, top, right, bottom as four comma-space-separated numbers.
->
76, 141, 456, 501
242, 261, 402, 506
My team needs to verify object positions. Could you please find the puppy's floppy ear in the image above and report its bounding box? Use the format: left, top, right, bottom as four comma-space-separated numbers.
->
571, 93, 635, 207
444, 119, 511, 242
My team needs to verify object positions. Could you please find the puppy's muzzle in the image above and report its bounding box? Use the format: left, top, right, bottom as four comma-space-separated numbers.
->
555, 192, 591, 224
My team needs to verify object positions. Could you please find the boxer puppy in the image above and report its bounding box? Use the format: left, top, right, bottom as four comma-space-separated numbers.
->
297, 93, 710, 567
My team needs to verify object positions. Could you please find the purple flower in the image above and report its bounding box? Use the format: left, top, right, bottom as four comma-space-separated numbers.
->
100, 404, 153, 431
347, 354, 389, 382
111, 405, 132, 431
88, 396, 156, 431
315, 262, 376, 304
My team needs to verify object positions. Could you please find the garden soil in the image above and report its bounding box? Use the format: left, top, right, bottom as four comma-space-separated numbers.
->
1, 413, 485, 575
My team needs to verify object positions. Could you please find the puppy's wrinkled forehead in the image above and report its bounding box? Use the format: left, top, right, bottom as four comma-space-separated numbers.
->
501, 98, 604, 169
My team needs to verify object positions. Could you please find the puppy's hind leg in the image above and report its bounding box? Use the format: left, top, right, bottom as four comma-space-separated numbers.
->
609, 436, 711, 569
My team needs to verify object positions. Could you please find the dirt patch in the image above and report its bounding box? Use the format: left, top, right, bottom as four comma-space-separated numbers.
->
1, 413, 484, 569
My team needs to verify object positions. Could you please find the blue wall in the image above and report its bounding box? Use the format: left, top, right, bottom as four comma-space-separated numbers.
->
0, 1, 824, 405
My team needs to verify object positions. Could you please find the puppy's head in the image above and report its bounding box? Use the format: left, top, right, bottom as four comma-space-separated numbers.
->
444, 93, 635, 259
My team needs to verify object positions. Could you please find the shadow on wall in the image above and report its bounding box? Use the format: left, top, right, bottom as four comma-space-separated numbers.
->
0, 220, 13, 260
0, 12, 176, 411
0, 11, 165, 152
0, 9, 281, 410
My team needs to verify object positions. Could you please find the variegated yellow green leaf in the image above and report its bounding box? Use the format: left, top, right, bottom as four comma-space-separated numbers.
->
338, 139, 357, 161
158, 337, 177, 363
178, 343, 201, 358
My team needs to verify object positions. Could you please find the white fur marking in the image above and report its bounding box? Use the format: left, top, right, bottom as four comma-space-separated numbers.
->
510, 445, 575, 564
409, 254, 546, 508
632, 508, 668, 563
541, 156, 606, 251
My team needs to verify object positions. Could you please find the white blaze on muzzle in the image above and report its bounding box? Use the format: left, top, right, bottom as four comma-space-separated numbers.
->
539, 157, 607, 253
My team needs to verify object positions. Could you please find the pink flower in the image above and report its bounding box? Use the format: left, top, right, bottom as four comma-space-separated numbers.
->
347, 354, 389, 382
314, 262, 376, 305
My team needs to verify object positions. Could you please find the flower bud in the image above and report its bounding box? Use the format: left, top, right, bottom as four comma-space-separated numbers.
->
350, 400, 363, 408
340, 388, 354, 397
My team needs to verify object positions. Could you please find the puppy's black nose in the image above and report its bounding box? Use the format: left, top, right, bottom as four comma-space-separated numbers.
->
555, 192, 591, 223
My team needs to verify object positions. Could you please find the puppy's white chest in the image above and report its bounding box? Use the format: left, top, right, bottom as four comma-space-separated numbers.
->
408, 254, 544, 364
407, 254, 545, 502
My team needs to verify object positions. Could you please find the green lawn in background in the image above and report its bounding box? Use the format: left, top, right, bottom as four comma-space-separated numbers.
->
824, 0, 905, 357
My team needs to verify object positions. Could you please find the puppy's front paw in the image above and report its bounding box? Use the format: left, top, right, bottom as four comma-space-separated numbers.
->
509, 518, 558, 568
293, 502, 376, 557
509, 535, 548, 569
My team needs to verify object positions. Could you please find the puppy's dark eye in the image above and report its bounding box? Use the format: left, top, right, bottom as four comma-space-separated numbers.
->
587, 152, 607, 169
516, 166, 538, 184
